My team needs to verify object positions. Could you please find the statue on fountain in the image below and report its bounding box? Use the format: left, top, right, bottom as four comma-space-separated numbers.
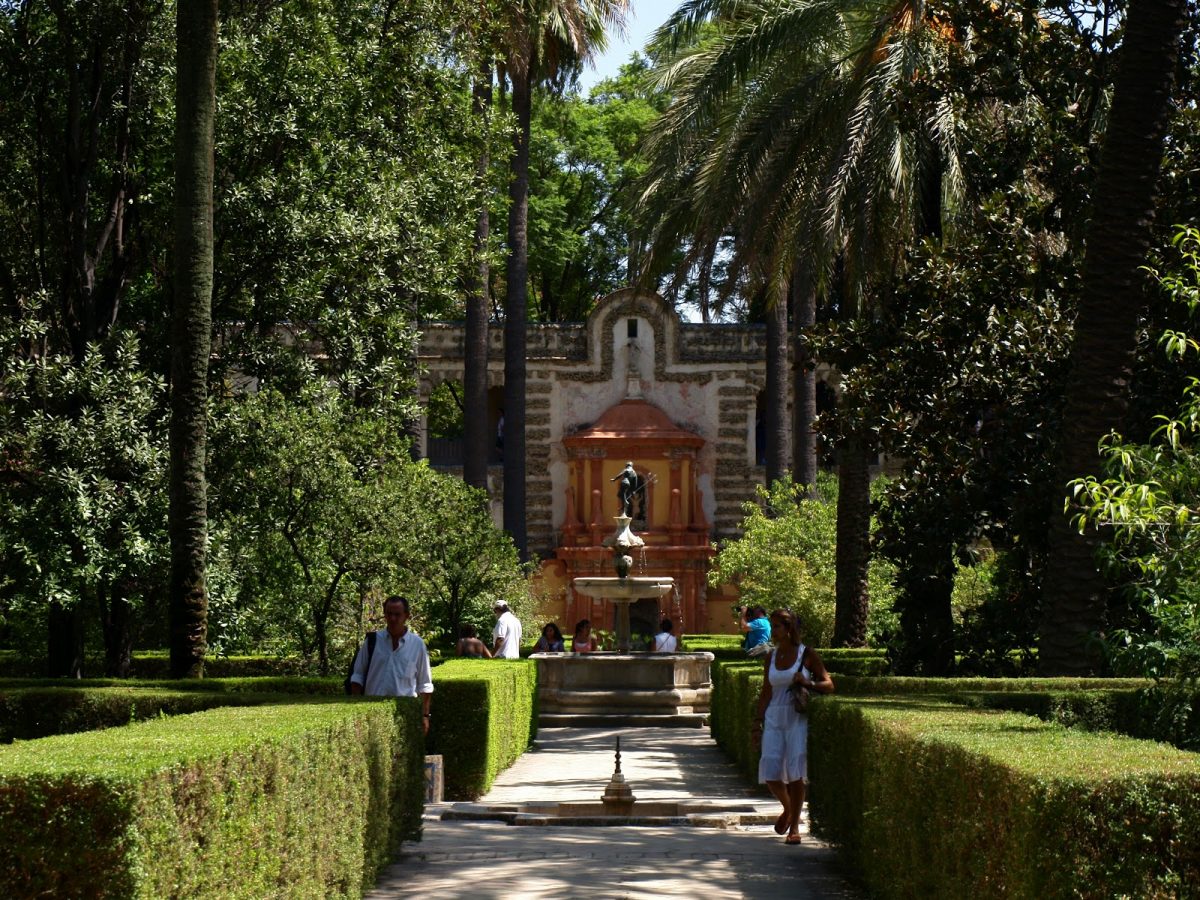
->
611, 461, 648, 522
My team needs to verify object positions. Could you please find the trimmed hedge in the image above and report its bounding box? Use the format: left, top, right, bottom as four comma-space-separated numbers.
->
834, 674, 1151, 695
0, 650, 313, 679
0, 686, 258, 743
809, 697, 1200, 898
0, 699, 424, 897
953, 683, 1200, 752
428, 658, 537, 800
709, 660, 766, 782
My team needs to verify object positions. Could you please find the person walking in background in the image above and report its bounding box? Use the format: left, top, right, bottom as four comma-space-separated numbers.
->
743, 605, 771, 656
492, 600, 523, 659
750, 608, 834, 844
455, 623, 492, 658
572, 619, 600, 653
348, 595, 434, 735
653, 618, 678, 652
534, 622, 565, 652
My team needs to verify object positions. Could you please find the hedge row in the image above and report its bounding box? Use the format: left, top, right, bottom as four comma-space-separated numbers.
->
0, 649, 446, 679
0, 650, 313, 679
709, 660, 766, 782
0, 699, 424, 898
833, 674, 1151, 695
809, 697, 1200, 898
429, 658, 537, 800
953, 683, 1200, 752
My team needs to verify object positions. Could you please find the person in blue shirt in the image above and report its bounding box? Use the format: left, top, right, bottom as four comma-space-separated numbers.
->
743, 606, 771, 655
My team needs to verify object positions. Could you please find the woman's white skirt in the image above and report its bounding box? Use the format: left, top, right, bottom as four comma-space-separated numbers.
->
757, 702, 807, 783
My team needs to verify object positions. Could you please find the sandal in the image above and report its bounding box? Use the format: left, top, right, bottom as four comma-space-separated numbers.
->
774, 812, 789, 835
785, 833, 802, 845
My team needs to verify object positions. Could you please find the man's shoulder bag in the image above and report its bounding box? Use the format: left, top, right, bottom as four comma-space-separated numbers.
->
343, 631, 378, 695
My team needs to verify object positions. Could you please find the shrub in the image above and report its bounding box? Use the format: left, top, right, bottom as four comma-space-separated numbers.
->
428, 659, 537, 799
809, 697, 1200, 898
0, 700, 424, 897
709, 476, 898, 647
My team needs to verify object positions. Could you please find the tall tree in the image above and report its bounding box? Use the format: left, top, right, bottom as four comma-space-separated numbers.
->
1038, 0, 1188, 675
500, 0, 629, 558
464, 62, 494, 491
764, 284, 790, 485
791, 272, 818, 493
168, 0, 219, 678
638, 0, 963, 645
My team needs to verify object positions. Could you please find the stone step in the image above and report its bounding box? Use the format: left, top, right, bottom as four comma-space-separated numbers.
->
538, 713, 710, 729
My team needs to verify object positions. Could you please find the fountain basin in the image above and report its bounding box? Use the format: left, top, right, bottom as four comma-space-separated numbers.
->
534, 652, 713, 727
442, 800, 775, 828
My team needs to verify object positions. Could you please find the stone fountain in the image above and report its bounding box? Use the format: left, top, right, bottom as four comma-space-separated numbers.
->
533, 485, 714, 728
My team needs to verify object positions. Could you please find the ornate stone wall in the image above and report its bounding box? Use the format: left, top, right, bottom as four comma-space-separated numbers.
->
417, 289, 808, 552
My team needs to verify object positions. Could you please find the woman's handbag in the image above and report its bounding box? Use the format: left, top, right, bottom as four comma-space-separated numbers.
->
789, 684, 810, 714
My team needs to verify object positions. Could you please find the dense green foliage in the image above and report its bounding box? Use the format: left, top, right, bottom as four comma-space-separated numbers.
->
1072, 226, 1200, 678
428, 659, 538, 799
525, 58, 664, 320
0, 700, 424, 897
0, 0, 513, 673
0, 322, 169, 668
709, 476, 898, 647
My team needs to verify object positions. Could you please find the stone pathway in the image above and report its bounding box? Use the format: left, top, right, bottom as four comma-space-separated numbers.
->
368, 727, 863, 899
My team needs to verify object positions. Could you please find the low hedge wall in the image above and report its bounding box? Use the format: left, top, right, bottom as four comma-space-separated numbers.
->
0, 699, 424, 898
0, 686, 257, 743
709, 660, 766, 782
0, 650, 314, 679
953, 683, 1200, 752
834, 674, 1151, 695
428, 658, 537, 800
809, 697, 1200, 898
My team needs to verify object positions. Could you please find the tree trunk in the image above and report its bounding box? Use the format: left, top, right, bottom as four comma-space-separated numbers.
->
894, 543, 956, 675
503, 64, 531, 559
101, 585, 134, 678
46, 601, 83, 678
1038, 0, 1186, 675
697, 241, 714, 324
168, 0, 218, 679
463, 63, 493, 491
791, 270, 818, 495
764, 289, 789, 487
833, 435, 870, 647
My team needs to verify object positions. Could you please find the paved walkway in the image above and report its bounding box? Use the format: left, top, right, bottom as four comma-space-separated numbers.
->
369, 727, 863, 899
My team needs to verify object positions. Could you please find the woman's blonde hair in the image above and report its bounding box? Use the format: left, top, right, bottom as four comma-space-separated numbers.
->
769, 608, 803, 646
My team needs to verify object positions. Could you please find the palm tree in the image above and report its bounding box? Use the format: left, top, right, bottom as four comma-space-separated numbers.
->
638, 0, 962, 646
499, 0, 629, 559
168, 0, 219, 679
1038, 0, 1187, 675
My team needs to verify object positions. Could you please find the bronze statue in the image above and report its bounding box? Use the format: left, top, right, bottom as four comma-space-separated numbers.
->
611, 461, 649, 520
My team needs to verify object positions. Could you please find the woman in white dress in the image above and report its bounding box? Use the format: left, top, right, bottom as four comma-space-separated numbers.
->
751, 608, 834, 844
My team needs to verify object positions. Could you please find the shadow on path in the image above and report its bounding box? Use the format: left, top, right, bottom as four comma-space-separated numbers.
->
368, 727, 864, 899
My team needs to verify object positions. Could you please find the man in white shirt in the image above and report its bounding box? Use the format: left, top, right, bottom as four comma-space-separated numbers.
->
349, 595, 434, 734
653, 618, 678, 652
492, 601, 523, 659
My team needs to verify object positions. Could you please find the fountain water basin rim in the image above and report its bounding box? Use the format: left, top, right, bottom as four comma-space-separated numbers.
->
572, 576, 675, 600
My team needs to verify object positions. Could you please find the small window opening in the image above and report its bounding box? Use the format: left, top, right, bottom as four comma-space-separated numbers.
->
627, 318, 638, 338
